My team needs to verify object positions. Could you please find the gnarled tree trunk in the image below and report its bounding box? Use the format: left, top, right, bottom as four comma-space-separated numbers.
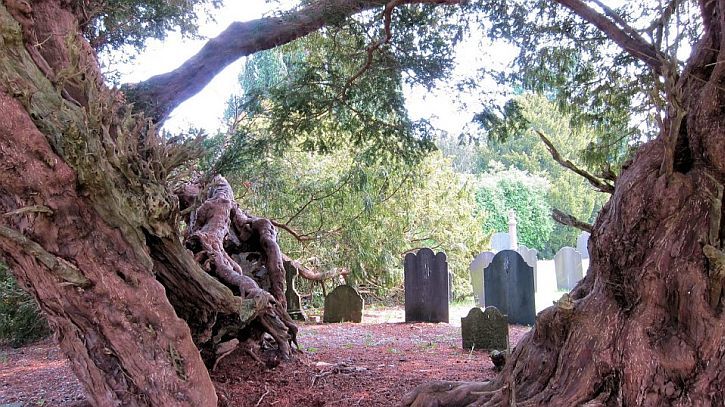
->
403, 1, 725, 406
0, 0, 299, 405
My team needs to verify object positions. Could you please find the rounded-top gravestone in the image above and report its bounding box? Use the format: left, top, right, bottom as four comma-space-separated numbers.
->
323, 285, 364, 323
484, 250, 536, 325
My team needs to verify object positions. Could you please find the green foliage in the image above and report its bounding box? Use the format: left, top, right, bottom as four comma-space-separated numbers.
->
219, 144, 485, 299
0, 263, 50, 347
474, 94, 608, 257
470, 0, 702, 166
217, 4, 471, 168
83, 0, 222, 52
475, 167, 553, 252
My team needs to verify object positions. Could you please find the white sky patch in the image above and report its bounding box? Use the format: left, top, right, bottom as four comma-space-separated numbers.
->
118, 1, 272, 134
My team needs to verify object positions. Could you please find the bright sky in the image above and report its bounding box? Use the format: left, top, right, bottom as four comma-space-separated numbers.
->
117, 1, 516, 136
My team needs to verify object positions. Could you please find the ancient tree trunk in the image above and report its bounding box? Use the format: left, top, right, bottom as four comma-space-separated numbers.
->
0, 0, 294, 404
404, 2, 724, 406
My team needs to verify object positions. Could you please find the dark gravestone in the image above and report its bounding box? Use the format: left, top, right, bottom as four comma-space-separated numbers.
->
323, 285, 364, 323
484, 250, 536, 325
284, 261, 306, 321
404, 248, 449, 323
461, 307, 508, 351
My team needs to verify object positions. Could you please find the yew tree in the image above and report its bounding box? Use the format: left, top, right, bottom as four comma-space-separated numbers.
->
0, 1, 722, 407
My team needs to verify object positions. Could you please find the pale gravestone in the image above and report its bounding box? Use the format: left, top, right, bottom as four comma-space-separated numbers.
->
516, 245, 538, 291
461, 307, 508, 351
284, 262, 306, 321
469, 252, 495, 306
577, 232, 591, 259
404, 248, 449, 323
484, 250, 536, 325
490, 232, 511, 253
323, 285, 364, 323
554, 247, 584, 291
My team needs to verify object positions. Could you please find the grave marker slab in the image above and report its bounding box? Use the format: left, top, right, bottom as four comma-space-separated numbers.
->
484, 250, 536, 325
461, 306, 509, 351
323, 285, 364, 323
284, 262, 307, 321
404, 248, 449, 323
517, 245, 539, 291
469, 252, 495, 306
554, 247, 584, 291
490, 233, 511, 253
577, 232, 591, 259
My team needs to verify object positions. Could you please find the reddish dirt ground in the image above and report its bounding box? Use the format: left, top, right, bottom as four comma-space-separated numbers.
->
1, 308, 529, 407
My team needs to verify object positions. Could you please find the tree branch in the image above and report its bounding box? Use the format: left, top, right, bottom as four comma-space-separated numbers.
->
283, 254, 349, 281
554, 0, 668, 75
536, 130, 615, 194
124, 0, 463, 123
551, 209, 593, 233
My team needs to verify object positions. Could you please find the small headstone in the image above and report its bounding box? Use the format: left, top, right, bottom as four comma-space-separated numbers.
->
554, 247, 584, 291
469, 251, 495, 306
461, 306, 508, 351
484, 250, 536, 325
284, 262, 306, 321
490, 232, 511, 253
323, 285, 364, 323
404, 248, 449, 323
577, 232, 591, 259
516, 245, 538, 291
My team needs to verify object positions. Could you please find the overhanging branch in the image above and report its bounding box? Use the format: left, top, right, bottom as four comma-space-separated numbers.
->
536, 130, 615, 194
552, 209, 593, 233
124, 0, 463, 123
554, 0, 668, 75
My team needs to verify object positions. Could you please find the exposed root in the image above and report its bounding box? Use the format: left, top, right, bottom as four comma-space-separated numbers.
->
179, 175, 298, 365
401, 381, 494, 407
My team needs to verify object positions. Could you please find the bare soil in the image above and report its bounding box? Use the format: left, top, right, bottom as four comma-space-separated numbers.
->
1, 307, 529, 407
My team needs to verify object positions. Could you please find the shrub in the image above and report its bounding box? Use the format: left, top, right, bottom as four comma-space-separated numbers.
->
0, 263, 51, 347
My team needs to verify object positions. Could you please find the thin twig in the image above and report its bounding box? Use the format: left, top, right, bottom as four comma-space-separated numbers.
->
254, 386, 270, 407
536, 130, 615, 194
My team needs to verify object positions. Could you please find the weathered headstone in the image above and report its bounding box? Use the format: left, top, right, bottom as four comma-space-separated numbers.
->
404, 248, 449, 323
577, 232, 591, 259
284, 261, 306, 321
554, 247, 584, 291
469, 251, 495, 306
461, 306, 509, 351
484, 250, 536, 325
516, 245, 538, 291
323, 285, 364, 323
490, 232, 511, 253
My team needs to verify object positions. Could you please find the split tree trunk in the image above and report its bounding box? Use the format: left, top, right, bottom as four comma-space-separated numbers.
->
403, 2, 725, 406
0, 0, 296, 405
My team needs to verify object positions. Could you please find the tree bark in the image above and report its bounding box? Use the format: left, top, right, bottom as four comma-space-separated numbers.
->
403, 1, 725, 405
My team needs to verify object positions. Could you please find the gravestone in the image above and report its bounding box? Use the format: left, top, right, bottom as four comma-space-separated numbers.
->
577, 232, 591, 259
469, 251, 495, 306
284, 262, 306, 321
404, 248, 449, 323
516, 245, 539, 291
484, 250, 536, 325
554, 247, 584, 291
461, 306, 508, 351
323, 285, 364, 323
490, 232, 511, 252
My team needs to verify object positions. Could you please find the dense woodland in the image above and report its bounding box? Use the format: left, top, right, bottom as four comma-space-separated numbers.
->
0, 0, 723, 406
